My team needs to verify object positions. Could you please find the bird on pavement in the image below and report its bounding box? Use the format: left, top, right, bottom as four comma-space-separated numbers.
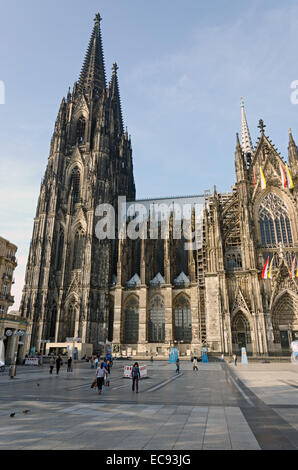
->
23, 410, 30, 414
10, 413, 15, 417
37, 383, 40, 387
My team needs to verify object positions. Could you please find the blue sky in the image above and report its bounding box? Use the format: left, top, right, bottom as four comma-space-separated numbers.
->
1, 0, 298, 308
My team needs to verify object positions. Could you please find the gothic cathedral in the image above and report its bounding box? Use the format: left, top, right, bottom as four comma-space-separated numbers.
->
20, 14, 298, 358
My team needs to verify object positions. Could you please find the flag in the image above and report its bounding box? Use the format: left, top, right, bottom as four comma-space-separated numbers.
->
280, 164, 287, 188
268, 256, 274, 279
261, 257, 270, 279
286, 164, 294, 189
260, 168, 266, 189
290, 256, 296, 279
253, 167, 257, 187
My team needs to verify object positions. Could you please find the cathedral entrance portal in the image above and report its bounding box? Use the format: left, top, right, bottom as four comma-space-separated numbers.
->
232, 312, 252, 355
272, 293, 298, 354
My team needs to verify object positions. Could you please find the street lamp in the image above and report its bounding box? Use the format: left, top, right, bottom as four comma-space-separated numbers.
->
8, 330, 25, 378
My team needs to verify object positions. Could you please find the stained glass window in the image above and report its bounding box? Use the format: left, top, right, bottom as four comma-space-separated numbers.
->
123, 296, 139, 343
76, 116, 86, 144
148, 296, 165, 342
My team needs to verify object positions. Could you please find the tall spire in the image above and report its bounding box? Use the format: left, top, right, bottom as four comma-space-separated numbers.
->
78, 13, 106, 96
240, 98, 253, 155
109, 62, 124, 132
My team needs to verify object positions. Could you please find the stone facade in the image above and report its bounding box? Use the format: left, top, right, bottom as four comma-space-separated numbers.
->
19, 14, 298, 359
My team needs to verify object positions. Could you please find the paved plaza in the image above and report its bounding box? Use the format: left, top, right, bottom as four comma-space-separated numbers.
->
1, 360, 298, 450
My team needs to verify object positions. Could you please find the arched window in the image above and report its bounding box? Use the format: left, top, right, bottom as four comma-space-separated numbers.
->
148, 296, 165, 342
108, 296, 114, 343
70, 167, 81, 203
72, 227, 85, 269
65, 304, 76, 339
76, 116, 86, 144
49, 306, 57, 340
173, 296, 192, 342
123, 296, 139, 343
259, 193, 293, 247
56, 229, 64, 270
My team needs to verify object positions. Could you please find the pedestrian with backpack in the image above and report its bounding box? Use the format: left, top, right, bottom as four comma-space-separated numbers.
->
131, 362, 141, 393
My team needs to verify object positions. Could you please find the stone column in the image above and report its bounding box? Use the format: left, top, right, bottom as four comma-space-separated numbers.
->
164, 286, 173, 344
205, 274, 222, 352
190, 285, 200, 354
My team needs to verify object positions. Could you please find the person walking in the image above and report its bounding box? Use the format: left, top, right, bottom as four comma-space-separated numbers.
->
49, 356, 55, 374
104, 360, 111, 387
176, 358, 180, 374
56, 355, 63, 375
67, 356, 72, 372
90, 356, 95, 369
193, 357, 198, 371
95, 362, 108, 395
131, 362, 141, 393
94, 356, 99, 369
221, 354, 225, 362
233, 354, 237, 366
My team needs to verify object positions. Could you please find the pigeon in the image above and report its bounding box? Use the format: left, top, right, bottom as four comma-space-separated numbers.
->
37, 383, 40, 387
23, 410, 30, 414
10, 413, 15, 417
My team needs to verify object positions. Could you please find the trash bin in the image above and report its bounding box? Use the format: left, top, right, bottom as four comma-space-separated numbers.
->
9, 365, 16, 379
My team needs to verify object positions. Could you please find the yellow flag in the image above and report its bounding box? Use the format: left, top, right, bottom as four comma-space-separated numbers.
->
268, 256, 274, 279
286, 164, 294, 189
260, 168, 266, 189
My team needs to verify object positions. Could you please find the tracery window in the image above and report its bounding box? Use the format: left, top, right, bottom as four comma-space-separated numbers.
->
148, 296, 165, 342
72, 227, 85, 270
123, 296, 139, 343
70, 167, 81, 203
225, 251, 242, 270
259, 193, 293, 247
76, 116, 86, 144
65, 304, 76, 339
173, 296, 192, 343
56, 229, 64, 271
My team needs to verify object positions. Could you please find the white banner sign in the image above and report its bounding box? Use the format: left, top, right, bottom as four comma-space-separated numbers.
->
24, 358, 39, 366
123, 365, 148, 378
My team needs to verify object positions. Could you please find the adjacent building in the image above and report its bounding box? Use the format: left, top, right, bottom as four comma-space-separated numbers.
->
0, 237, 27, 364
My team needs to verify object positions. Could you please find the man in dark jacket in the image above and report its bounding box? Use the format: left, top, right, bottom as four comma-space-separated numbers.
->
56, 355, 63, 375
131, 362, 141, 393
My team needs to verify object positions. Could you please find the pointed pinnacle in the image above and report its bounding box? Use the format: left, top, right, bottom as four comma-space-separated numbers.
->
112, 62, 119, 74
94, 13, 102, 24
258, 119, 266, 134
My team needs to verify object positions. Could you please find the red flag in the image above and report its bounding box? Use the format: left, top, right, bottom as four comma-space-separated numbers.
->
280, 164, 287, 188
261, 257, 269, 279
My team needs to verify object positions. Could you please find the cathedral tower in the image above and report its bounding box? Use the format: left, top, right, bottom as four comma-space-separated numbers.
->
20, 14, 135, 354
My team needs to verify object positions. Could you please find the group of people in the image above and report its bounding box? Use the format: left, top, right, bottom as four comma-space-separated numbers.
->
94, 360, 141, 395
49, 355, 73, 375
93, 357, 112, 394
